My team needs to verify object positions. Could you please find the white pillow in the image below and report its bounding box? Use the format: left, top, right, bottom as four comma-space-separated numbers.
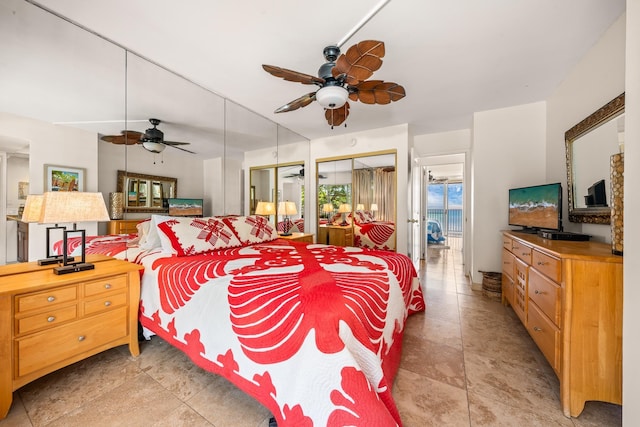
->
140, 214, 172, 250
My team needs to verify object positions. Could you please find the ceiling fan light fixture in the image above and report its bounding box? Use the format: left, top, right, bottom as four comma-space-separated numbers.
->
142, 141, 165, 153
316, 85, 348, 109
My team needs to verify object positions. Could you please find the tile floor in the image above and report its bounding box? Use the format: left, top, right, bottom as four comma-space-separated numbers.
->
0, 238, 622, 426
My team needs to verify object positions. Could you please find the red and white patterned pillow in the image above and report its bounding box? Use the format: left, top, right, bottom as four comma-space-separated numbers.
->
220, 215, 279, 245
156, 216, 243, 256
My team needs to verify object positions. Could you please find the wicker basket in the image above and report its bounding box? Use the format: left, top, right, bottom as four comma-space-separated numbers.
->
480, 271, 502, 300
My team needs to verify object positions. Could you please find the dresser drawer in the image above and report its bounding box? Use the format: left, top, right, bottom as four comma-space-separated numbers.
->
502, 248, 515, 281
16, 306, 128, 378
84, 291, 128, 316
532, 250, 561, 282
502, 275, 514, 306
16, 305, 78, 336
84, 275, 127, 297
528, 268, 561, 325
16, 286, 77, 314
513, 258, 528, 323
511, 240, 532, 264
527, 302, 560, 373
502, 236, 513, 251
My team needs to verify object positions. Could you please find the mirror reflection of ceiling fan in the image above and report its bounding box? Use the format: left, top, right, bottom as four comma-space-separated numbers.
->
284, 168, 327, 179
100, 118, 195, 154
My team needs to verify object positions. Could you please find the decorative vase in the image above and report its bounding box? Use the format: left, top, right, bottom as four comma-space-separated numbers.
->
610, 153, 623, 255
109, 192, 124, 220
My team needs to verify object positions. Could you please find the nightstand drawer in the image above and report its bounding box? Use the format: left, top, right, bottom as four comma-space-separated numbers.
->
84, 276, 127, 297
16, 307, 128, 378
16, 286, 77, 313
84, 291, 127, 316
17, 305, 78, 335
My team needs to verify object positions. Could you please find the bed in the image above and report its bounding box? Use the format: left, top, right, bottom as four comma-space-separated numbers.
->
328, 211, 396, 251
54, 214, 425, 426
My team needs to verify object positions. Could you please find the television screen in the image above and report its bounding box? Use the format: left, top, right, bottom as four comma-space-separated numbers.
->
168, 198, 203, 217
508, 183, 562, 232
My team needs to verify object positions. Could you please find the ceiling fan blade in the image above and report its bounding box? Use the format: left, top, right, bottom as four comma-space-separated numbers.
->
349, 80, 406, 104
332, 40, 384, 85
325, 102, 350, 128
100, 130, 143, 145
163, 140, 191, 146
166, 144, 196, 154
274, 92, 317, 113
262, 64, 325, 86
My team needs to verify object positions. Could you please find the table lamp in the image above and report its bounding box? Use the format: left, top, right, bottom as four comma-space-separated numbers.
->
21, 194, 76, 265
277, 201, 298, 236
370, 203, 378, 219
337, 203, 352, 226
356, 203, 365, 211
39, 192, 110, 275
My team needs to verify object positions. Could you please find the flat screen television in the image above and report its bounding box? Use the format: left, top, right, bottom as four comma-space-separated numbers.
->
168, 198, 203, 217
508, 183, 562, 232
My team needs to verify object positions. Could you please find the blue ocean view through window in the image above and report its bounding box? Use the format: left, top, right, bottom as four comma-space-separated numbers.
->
427, 183, 463, 234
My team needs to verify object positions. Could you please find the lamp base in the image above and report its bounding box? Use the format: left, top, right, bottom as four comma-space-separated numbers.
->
280, 232, 292, 237
53, 262, 95, 275
38, 255, 75, 266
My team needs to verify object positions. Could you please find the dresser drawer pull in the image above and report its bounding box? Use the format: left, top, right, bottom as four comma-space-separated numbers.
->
47, 316, 55, 322
537, 261, 548, 266
534, 289, 544, 295
47, 296, 55, 302
104, 283, 112, 289
522, 252, 528, 256
104, 301, 111, 307
78, 335, 86, 342
533, 326, 542, 332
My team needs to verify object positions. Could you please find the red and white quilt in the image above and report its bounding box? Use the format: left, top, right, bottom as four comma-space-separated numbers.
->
55, 224, 424, 426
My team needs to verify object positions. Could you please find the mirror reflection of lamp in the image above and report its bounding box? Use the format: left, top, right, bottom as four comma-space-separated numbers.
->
356, 203, 365, 211
255, 201, 275, 217
370, 203, 378, 220
338, 203, 352, 226
278, 201, 298, 236
322, 203, 334, 218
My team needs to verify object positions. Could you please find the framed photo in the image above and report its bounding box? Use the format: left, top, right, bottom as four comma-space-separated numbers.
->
44, 164, 85, 192
18, 181, 29, 199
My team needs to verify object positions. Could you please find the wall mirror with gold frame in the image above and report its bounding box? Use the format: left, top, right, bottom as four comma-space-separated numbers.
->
565, 92, 624, 224
117, 170, 177, 213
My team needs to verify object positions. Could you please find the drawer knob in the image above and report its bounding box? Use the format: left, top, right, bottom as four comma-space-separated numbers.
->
78, 335, 86, 342
522, 252, 528, 256
104, 301, 111, 307
533, 326, 542, 332
537, 261, 548, 266
47, 316, 55, 322
47, 296, 55, 302
534, 289, 543, 295
105, 283, 112, 289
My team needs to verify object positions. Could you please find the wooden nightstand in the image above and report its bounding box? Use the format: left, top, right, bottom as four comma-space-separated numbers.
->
0, 258, 143, 419
318, 225, 353, 247
278, 232, 314, 243
107, 219, 142, 235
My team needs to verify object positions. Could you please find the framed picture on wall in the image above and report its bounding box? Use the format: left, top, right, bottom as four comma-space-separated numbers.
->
18, 181, 29, 199
44, 164, 85, 192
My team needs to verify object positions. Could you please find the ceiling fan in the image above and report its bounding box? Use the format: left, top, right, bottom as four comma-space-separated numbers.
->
262, 40, 406, 128
283, 167, 327, 179
100, 118, 195, 154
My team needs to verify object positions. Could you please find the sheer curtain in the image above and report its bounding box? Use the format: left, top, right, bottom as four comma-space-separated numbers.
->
373, 168, 395, 222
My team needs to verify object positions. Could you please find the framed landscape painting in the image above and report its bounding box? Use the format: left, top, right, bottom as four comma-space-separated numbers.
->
44, 164, 85, 192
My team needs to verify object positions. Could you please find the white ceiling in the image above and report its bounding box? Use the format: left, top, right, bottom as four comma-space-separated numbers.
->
4, 0, 626, 156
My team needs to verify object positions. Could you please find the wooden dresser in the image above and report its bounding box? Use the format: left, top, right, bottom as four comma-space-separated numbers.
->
501, 231, 622, 417
318, 225, 353, 247
107, 219, 142, 235
0, 257, 143, 419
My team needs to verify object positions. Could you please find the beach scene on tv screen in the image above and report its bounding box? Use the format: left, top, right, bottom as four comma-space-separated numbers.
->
509, 186, 559, 229
169, 198, 203, 216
